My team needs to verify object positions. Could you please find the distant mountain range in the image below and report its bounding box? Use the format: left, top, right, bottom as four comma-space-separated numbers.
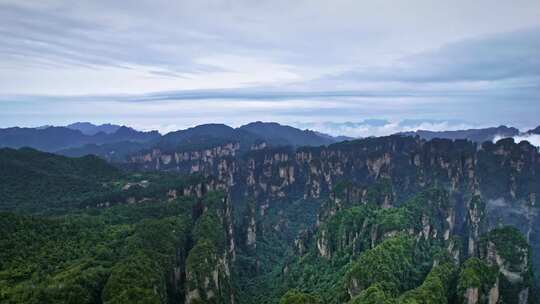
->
0, 125, 160, 153
1, 122, 538, 162
156, 123, 258, 152
66, 122, 122, 135
398, 125, 520, 143
0, 121, 347, 161
527, 126, 540, 134
239, 121, 339, 147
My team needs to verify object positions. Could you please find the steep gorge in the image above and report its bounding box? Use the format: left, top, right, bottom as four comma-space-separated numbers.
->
126, 135, 539, 303
1, 134, 539, 303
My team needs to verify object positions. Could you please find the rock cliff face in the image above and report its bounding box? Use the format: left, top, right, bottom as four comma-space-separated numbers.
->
457, 227, 533, 304
314, 189, 456, 261
128, 135, 540, 299
130, 142, 240, 173
130, 136, 538, 206
184, 194, 236, 304
481, 228, 533, 303
6, 134, 538, 303
130, 137, 539, 232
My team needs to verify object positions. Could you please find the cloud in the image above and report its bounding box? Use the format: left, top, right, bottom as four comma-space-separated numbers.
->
1, 1, 540, 94
1, 89, 537, 135
326, 27, 540, 84
496, 134, 540, 148
0, 1, 539, 129
293, 119, 480, 137
516, 134, 540, 147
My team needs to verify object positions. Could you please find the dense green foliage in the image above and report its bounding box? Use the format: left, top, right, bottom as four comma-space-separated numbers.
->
0, 189, 236, 304
0, 148, 120, 212
349, 283, 395, 304
346, 234, 415, 296
346, 261, 456, 304
480, 227, 535, 303
279, 290, 321, 304
236, 187, 536, 304
457, 258, 498, 303
398, 261, 456, 304
233, 189, 452, 303
480, 226, 529, 272
185, 193, 234, 304
1, 179, 535, 304
1, 138, 539, 304
0, 197, 196, 303
0, 147, 207, 214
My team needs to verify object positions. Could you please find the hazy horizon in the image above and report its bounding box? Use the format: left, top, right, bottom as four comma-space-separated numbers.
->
2, 119, 538, 140
1, 1, 539, 134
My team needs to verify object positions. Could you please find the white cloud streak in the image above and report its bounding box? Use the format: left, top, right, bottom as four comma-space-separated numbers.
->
494, 134, 540, 148
0, 1, 539, 129
294, 120, 480, 138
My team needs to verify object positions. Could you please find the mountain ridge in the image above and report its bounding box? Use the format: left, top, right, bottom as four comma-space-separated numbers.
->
1, 135, 538, 303
398, 125, 520, 142
0, 125, 160, 152
66, 122, 122, 135
239, 121, 339, 147
2, 122, 538, 160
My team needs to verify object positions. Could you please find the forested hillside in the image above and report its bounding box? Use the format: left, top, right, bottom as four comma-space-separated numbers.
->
0, 135, 538, 303
0, 193, 231, 303
0, 148, 120, 213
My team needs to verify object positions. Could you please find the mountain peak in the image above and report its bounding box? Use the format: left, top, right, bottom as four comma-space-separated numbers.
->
239, 121, 338, 147
527, 125, 540, 134
399, 125, 520, 143
67, 122, 121, 135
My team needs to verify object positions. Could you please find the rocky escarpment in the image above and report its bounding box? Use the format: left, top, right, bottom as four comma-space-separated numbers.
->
481, 227, 533, 303
459, 227, 533, 304
325, 189, 466, 300
130, 142, 240, 173
184, 193, 236, 304
399, 125, 520, 143
314, 189, 456, 260
7, 133, 538, 304
129, 136, 538, 206
281, 187, 536, 304
128, 135, 540, 296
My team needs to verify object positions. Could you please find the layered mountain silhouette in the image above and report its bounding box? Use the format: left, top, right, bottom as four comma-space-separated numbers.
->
398, 125, 519, 142
0, 125, 160, 152
239, 121, 339, 147
0, 122, 346, 161
1, 122, 538, 164
527, 126, 540, 134
66, 122, 122, 135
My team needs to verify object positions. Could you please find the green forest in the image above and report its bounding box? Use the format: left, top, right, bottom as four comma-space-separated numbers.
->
0, 145, 538, 303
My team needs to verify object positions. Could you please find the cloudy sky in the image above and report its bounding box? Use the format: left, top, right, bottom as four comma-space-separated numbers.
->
1, 0, 539, 135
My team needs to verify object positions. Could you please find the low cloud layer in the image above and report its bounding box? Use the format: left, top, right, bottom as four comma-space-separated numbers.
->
517, 134, 540, 146
294, 120, 478, 138
327, 28, 540, 84
495, 134, 540, 148
0, 1, 539, 129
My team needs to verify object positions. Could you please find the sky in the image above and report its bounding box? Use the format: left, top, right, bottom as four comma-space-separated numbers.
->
0, 0, 539, 136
